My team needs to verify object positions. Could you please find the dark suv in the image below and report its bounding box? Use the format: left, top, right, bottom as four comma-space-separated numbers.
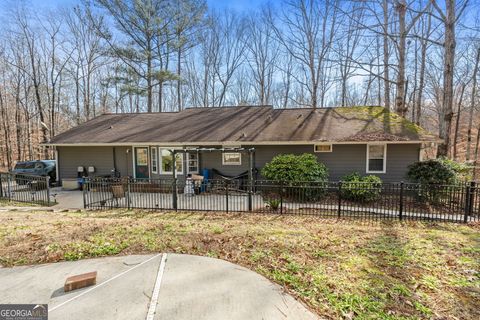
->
12, 160, 56, 183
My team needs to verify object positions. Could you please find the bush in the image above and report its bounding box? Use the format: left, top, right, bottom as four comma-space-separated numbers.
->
437, 158, 472, 182
340, 172, 382, 202
406, 158, 471, 203
406, 159, 458, 185
261, 153, 328, 183
261, 154, 328, 201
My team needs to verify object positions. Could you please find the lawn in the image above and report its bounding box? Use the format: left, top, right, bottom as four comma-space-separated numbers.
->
0, 209, 478, 319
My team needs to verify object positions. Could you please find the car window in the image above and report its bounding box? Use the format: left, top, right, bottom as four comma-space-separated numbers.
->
42, 160, 55, 167
14, 163, 26, 169
24, 162, 35, 169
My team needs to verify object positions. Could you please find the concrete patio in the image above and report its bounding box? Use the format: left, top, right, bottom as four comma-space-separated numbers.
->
0, 254, 318, 320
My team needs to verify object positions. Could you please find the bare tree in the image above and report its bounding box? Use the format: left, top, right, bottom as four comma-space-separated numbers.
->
246, 8, 278, 105
272, 0, 340, 109
431, 0, 469, 157
211, 10, 247, 106
466, 46, 480, 161
393, 0, 430, 116
66, 6, 106, 122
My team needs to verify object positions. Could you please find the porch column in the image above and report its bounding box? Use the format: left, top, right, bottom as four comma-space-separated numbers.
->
172, 149, 178, 210
248, 148, 255, 211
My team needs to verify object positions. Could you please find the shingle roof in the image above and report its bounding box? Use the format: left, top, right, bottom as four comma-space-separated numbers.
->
48, 106, 439, 145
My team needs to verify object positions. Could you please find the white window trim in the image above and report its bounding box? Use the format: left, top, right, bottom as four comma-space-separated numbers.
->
314, 144, 333, 153
150, 147, 158, 173
159, 148, 184, 175
366, 143, 387, 174
187, 152, 199, 174
222, 152, 242, 166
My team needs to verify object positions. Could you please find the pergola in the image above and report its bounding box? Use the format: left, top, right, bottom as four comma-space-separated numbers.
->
169, 147, 256, 210
170, 147, 256, 182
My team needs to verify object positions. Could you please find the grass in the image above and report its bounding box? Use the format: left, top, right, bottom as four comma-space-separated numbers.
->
0, 199, 48, 207
0, 209, 478, 319
0, 199, 46, 207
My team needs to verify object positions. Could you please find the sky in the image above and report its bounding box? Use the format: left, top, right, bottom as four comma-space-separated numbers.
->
3, 0, 267, 13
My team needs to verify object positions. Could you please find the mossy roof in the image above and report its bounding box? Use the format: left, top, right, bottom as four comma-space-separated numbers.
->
48, 105, 439, 145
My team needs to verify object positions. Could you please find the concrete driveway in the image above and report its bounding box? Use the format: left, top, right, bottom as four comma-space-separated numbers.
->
51, 189, 84, 209
0, 254, 318, 320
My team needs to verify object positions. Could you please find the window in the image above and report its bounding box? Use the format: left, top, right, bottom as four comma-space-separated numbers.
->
223, 152, 242, 165
34, 162, 45, 170
187, 152, 199, 173
160, 149, 183, 174
136, 148, 148, 166
150, 147, 158, 173
314, 144, 332, 152
367, 144, 386, 173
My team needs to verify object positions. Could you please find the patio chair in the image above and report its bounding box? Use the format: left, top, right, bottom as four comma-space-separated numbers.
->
111, 184, 125, 208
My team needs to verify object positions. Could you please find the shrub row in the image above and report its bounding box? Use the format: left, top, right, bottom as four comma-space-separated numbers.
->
260, 153, 471, 204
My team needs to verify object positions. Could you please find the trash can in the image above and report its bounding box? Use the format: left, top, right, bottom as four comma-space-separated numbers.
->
201, 168, 210, 192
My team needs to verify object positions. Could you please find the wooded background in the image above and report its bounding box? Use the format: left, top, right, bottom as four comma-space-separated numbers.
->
0, 0, 479, 170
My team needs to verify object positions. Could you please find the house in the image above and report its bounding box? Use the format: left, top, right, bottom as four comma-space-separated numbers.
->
46, 105, 439, 184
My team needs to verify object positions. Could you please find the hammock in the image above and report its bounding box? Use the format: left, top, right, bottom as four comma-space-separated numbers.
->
211, 168, 257, 181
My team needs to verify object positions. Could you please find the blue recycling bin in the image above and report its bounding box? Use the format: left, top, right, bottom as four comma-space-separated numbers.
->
201, 168, 210, 192
77, 177, 85, 190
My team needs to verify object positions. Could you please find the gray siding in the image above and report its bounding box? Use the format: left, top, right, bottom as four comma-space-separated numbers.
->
57, 146, 132, 182
57, 143, 420, 183
199, 144, 420, 182
114, 146, 133, 177
200, 146, 250, 176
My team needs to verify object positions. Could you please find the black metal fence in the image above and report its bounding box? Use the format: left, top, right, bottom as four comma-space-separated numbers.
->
83, 177, 479, 223
0, 172, 51, 206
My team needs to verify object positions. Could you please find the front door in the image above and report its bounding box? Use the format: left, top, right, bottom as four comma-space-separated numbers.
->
134, 147, 149, 179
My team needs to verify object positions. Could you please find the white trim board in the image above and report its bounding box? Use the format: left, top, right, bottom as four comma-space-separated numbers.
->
45, 140, 438, 147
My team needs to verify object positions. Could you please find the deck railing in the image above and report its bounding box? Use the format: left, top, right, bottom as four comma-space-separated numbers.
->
0, 172, 51, 206
82, 177, 479, 223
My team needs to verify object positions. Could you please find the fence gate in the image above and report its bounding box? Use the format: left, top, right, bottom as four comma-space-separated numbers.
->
0, 172, 51, 206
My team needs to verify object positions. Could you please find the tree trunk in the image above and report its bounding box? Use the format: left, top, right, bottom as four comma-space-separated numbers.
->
395, 0, 407, 116
383, 0, 391, 110
415, 15, 429, 125
453, 83, 465, 160
146, 37, 153, 113
437, 0, 456, 157
177, 46, 182, 112
473, 125, 480, 180
466, 47, 480, 161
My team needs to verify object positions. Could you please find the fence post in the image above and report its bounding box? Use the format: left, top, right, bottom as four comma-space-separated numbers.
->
464, 181, 475, 223
172, 178, 178, 211
279, 183, 284, 214
399, 182, 404, 221
7, 173, 12, 202
82, 178, 87, 209
225, 180, 229, 213
0, 173, 3, 199
127, 179, 131, 210
337, 182, 342, 218
248, 180, 253, 212
46, 176, 51, 206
